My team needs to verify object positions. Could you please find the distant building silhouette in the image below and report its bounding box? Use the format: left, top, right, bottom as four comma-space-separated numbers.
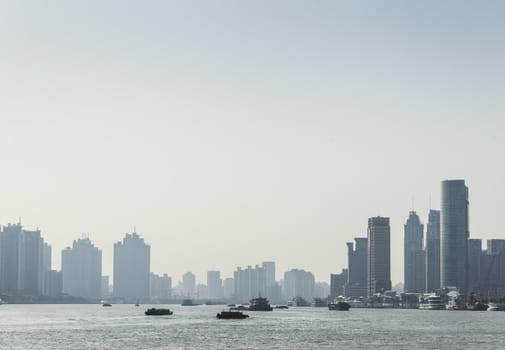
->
101, 276, 111, 300
150, 273, 171, 300
0, 223, 47, 296
283, 269, 315, 301
440, 179, 469, 294
207, 271, 223, 299
367, 217, 391, 296
223, 277, 234, 298
61, 238, 102, 300
182, 272, 196, 297
404, 211, 425, 293
262, 261, 276, 287
234, 265, 266, 303
344, 237, 368, 298
113, 232, 150, 302
425, 210, 440, 292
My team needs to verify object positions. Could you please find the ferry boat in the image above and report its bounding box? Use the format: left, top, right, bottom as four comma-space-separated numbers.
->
328, 301, 351, 311
419, 295, 445, 310
216, 310, 249, 319
249, 296, 273, 311
145, 308, 173, 316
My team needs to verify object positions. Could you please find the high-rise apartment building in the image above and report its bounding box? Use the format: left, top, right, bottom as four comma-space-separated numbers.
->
207, 271, 223, 299
404, 211, 425, 293
468, 239, 482, 293
367, 217, 391, 296
113, 232, 150, 302
283, 269, 315, 301
440, 179, 469, 293
425, 210, 441, 292
233, 265, 266, 303
182, 272, 196, 297
344, 237, 368, 298
61, 238, 102, 300
262, 261, 276, 287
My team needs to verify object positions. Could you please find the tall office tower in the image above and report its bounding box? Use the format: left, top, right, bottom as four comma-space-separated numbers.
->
223, 277, 234, 298
233, 265, 266, 303
0, 223, 23, 294
425, 210, 441, 292
283, 269, 315, 301
262, 261, 276, 287
487, 239, 505, 255
61, 238, 102, 300
207, 271, 223, 299
467, 239, 482, 293
367, 217, 392, 296
113, 232, 150, 302
182, 272, 196, 297
344, 237, 368, 298
404, 211, 425, 293
440, 179, 469, 294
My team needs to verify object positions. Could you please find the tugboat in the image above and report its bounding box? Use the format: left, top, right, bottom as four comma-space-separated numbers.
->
145, 308, 173, 316
249, 296, 273, 311
216, 310, 249, 319
328, 301, 351, 311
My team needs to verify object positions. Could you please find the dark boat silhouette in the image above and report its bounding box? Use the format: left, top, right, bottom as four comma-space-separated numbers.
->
328, 301, 351, 311
216, 310, 249, 319
249, 296, 273, 311
145, 308, 173, 316
102, 303, 112, 307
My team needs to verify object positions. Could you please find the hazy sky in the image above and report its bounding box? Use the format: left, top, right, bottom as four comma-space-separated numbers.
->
1, 1, 504, 284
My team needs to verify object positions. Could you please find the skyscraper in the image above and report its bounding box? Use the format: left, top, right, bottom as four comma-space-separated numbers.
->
283, 269, 315, 301
207, 271, 223, 299
425, 210, 441, 292
404, 211, 425, 293
182, 272, 196, 297
262, 261, 276, 287
61, 237, 102, 300
468, 239, 482, 293
0, 223, 24, 294
113, 232, 150, 302
233, 265, 266, 303
367, 217, 391, 296
440, 179, 469, 294
344, 237, 368, 298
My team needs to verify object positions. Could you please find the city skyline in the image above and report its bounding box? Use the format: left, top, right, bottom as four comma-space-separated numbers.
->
1, 1, 505, 284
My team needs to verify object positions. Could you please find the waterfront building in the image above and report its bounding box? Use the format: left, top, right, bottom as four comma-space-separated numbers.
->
262, 261, 276, 287
150, 273, 171, 301
425, 210, 441, 292
344, 237, 368, 298
182, 272, 196, 297
0, 223, 46, 296
468, 239, 482, 293
196, 283, 208, 299
283, 269, 315, 301
330, 269, 348, 298
42, 270, 62, 298
61, 237, 102, 300
367, 217, 392, 296
404, 211, 425, 293
101, 276, 110, 299
479, 239, 505, 298
223, 277, 234, 298
314, 282, 331, 298
440, 179, 469, 293
233, 265, 266, 303
207, 271, 223, 299
113, 232, 150, 302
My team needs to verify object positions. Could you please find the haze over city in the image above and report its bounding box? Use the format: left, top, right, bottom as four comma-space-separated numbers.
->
1, 0, 504, 285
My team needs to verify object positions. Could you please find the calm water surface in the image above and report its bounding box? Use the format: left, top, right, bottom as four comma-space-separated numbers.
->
0, 304, 504, 349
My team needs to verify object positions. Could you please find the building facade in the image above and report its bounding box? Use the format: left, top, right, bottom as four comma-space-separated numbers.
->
283, 269, 315, 301
404, 211, 425, 293
113, 232, 151, 302
367, 217, 392, 296
61, 238, 102, 300
207, 271, 223, 299
440, 179, 469, 293
344, 237, 368, 299
425, 210, 441, 292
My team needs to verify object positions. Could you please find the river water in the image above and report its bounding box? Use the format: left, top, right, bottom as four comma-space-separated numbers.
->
0, 304, 504, 349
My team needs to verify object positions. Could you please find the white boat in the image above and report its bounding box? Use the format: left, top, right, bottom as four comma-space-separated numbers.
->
419, 295, 445, 310
487, 303, 505, 311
